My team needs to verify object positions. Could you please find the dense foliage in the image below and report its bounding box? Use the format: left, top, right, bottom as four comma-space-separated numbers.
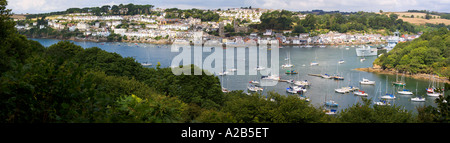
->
251, 11, 417, 35
26, 3, 155, 18
374, 27, 450, 78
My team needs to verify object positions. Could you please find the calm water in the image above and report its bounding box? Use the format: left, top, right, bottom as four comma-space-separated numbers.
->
32, 38, 445, 113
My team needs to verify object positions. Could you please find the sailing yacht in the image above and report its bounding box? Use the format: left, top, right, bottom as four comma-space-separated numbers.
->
393, 72, 406, 86
310, 51, 319, 66
338, 50, 345, 64
282, 51, 294, 68
141, 48, 152, 66
397, 89, 413, 95
411, 82, 425, 102
374, 82, 390, 106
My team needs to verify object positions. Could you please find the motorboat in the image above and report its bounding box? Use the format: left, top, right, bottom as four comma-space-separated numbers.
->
360, 78, 375, 85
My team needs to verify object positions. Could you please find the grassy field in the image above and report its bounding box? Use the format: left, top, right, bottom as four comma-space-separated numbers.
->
383, 12, 450, 25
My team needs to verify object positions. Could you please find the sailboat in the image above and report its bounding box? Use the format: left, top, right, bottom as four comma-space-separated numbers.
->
310, 51, 319, 66
393, 71, 406, 86
411, 82, 425, 102
338, 49, 345, 64
381, 76, 396, 99
426, 76, 440, 96
333, 64, 344, 80
325, 83, 339, 107
359, 52, 366, 62
141, 48, 153, 66
282, 51, 294, 68
374, 81, 390, 106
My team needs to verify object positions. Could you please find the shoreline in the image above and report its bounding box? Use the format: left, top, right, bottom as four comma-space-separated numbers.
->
353, 66, 450, 84
27, 36, 387, 47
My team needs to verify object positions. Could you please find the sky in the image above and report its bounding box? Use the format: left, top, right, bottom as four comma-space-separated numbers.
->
7, 0, 450, 14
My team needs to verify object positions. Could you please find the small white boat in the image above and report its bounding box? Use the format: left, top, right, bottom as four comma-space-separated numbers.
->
141, 62, 152, 66
298, 95, 310, 102
249, 80, 260, 84
321, 74, 332, 79
360, 78, 375, 85
282, 64, 294, 68
293, 86, 307, 92
310, 61, 319, 66
338, 59, 345, 64
335, 88, 348, 94
228, 68, 237, 72
427, 92, 440, 97
354, 90, 369, 96
248, 84, 263, 92
286, 86, 304, 94
411, 97, 425, 102
261, 74, 280, 81
324, 100, 339, 107
255, 66, 266, 71
325, 109, 337, 115
217, 71, 230, 76
294, 80, 310, 86
360, 58, 366, 62
222, 87, 230, 93
374, 100, 390, 106
397, 89, 413, 95
381, 94, 396, 99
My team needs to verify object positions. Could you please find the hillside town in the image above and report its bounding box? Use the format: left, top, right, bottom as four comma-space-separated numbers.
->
13, 7, 420, 45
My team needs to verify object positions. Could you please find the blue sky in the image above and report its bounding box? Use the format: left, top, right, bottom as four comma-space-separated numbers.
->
7, 0, 450, 14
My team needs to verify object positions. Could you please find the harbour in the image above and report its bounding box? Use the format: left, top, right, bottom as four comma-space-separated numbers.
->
32, 38, 445, 113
